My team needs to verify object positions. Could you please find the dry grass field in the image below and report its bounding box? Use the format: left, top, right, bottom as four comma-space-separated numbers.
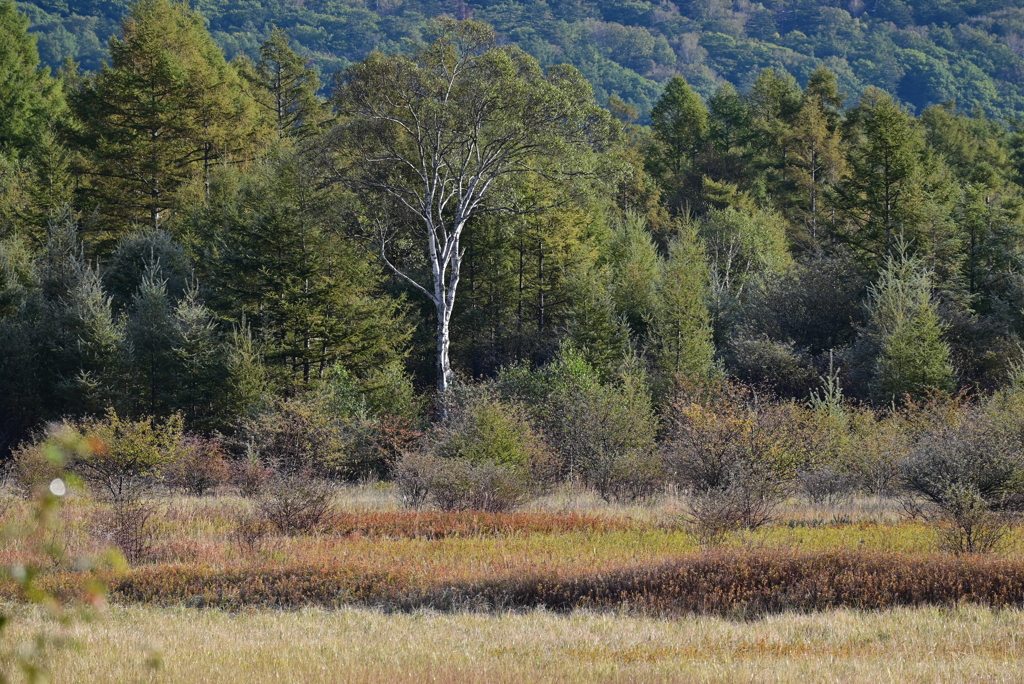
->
4, 603, 1024, 683
5, 484, 1024, 682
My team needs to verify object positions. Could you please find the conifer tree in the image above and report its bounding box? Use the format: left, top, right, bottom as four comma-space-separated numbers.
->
786, 97, 845, 244
648, 75, 709, 210
833, 88, 935, 261
867, 242, 954, 403
124, 259, 178, 415
72, 0, 267, 236
650, 76, 709, 176
170, 285, 229, 429
241, 29, 328, 140
0, 0, 65, 159
565, 264, 631, 378
607, 211, 660, 344
194, 146, 410, 391
651, 223, 714, 379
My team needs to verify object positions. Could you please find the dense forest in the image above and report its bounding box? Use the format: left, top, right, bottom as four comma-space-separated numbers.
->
4, 0, 1024, 486
16, 0, 1024, 120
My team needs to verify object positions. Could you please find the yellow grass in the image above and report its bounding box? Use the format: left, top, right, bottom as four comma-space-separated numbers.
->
3, 603, 1024, 683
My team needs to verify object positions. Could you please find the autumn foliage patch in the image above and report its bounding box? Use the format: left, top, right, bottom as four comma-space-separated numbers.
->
14, 549, 1024, 616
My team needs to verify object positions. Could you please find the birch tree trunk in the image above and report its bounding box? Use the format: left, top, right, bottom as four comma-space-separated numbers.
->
330, 19, 615, 399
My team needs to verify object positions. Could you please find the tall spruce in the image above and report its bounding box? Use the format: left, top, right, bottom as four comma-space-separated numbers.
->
71, 0, 267, 237
0, 0, 65, 159
648, 75, 709, 211
241, 29, 328, 140
651, 223, 714, 379
833, 88, 931, 261
193, 146, 410, 391
867, 241, 955, 403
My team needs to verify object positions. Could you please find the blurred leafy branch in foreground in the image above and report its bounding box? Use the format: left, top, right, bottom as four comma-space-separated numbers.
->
0, 426, 128, 683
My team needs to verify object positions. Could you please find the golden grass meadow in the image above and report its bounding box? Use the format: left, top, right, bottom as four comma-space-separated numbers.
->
4, 485, 1024, 682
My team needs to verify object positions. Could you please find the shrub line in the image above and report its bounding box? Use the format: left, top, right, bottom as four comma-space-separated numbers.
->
12, 548, 1024, 616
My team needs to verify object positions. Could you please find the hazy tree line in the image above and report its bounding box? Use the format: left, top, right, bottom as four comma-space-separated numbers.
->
4, 0, 1024, 470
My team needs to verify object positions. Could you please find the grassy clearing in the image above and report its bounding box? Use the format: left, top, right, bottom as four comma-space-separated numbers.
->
4, 603, 1024, 683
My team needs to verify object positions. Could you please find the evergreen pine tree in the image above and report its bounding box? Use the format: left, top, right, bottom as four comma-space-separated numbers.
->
867, 241, 955, 403
171, 284, 230, 429
651, 223, 715, 379
0, 0, 65, 159
607, 211, 660, 345
124, 259, 178, 415
834, 88, 943, 262
241, 28, 328, 140
72, 0, 268, 236
193, 146, 410, 390
565, 264, 631, 378
648, 75, 709, 210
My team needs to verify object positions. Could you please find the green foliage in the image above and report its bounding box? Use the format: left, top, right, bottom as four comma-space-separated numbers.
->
833, 88, 940, 262
333, 18, 616, 393
606, 210, 660, 344
13, 409, 183, 502
0, 0, 65, 160
867, 244, 955, 403
499, 346, 660, 500
239, 28, 328, 140
650, 223, 715, 380
71, 0, 268, 236
430, 386, 553, 475
191, 145, 411, 393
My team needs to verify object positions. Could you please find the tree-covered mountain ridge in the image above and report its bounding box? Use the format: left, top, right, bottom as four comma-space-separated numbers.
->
17, 0, 1024, 120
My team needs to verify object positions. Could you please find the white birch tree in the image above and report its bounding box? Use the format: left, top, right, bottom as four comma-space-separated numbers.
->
329, 19, 615, 396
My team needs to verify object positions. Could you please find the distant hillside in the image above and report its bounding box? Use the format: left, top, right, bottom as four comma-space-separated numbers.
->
17, 0, 1024, 118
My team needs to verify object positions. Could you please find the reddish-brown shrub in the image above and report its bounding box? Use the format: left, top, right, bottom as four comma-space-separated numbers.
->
16, 549, 1024, 615
164, 436, 231, 496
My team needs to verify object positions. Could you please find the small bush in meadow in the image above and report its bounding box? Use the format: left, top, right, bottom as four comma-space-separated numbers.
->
231, 511, 276, 554
238, 397, 347, 476
499, 348, 661, 501
258, 473, 334, 535
429, 459, 533, 512
663, 383, 811, 534
392, 452, 534, 512
14, 410, 183, 503
396, 385, 555, 511
797, 465, 858, 508
164, 435, 231, 496
391, 451, 438, 507
92, 499, 155, 565
233, 448, 274, 497
901, 410, 1024, 553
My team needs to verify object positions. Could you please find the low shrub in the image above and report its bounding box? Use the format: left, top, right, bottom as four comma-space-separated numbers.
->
429, 385, 556, 482
24, 549, 1024, 615
257, 474, 334, 535
797, 465, 858, 508
392, 453, 533, 513
238, 398, 347, 476
391, 451, 438, 508
429, 459, 533, 513
13, 411, 183, 502
231, 511, 277, 555
900, 411, 1024, 553
396, 386, 555, 512
92, 499, 155, 565
663, 384, 811, 533
500, 348, 661, 500
233, 449, 274, 497
164, 436, 231, 496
